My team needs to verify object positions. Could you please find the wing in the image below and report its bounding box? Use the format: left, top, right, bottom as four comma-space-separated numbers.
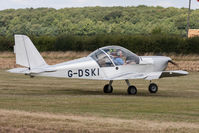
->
106, 70, 188, 80
159, 70, 189, 78
145, 70, 188, 80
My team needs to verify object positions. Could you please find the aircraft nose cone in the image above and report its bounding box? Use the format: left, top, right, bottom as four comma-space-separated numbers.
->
165, 57, 172, 62
157, 56, 172, 71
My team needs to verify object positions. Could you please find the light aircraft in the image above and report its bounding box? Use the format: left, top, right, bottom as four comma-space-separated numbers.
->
8, 35, 188, 95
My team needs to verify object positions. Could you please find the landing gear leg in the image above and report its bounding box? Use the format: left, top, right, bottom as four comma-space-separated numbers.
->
103, 80, 113, 93
125, 80, 137, 95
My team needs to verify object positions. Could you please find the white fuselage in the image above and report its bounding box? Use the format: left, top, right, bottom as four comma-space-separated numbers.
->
34, 56, 171, 80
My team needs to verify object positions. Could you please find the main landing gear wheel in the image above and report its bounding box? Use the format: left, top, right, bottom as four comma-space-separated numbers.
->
127, 86, 137, 95
103, 84, 113, 93
148, 83, 158, 93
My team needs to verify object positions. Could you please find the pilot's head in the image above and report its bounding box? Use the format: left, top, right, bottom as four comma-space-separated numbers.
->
117, 50, 123, 57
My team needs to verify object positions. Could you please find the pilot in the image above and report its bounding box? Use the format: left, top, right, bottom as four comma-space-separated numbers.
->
112, 50, 124, 65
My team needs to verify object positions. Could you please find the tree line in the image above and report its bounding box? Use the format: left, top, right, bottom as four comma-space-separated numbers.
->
0, 6, 199, 36
1, 34, 199, 54
0, 6, 199, 54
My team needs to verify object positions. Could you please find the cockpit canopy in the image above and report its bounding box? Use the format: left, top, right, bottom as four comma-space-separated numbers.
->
89, 46, 140, 67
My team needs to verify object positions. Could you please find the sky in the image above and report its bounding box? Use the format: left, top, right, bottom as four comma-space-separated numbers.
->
0, 0, 199, 11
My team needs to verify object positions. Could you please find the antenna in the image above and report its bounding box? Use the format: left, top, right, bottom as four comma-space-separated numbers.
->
124, 0, 126, 7
186, 0, 191, 38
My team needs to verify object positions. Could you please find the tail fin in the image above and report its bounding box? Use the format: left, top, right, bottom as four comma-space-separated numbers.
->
14, 35, 47, 69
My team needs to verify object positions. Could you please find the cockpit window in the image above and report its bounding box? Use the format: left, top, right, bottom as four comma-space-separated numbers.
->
89, 46, 140, 67
90, 50, 113, 67
102, 46, 139, 66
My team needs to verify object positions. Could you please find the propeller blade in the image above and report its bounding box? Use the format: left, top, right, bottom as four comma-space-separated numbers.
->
168, 60, 179, 68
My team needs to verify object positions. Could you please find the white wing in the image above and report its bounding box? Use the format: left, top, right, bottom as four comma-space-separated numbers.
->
159, 70, 188, 78
106, 70, 188, 80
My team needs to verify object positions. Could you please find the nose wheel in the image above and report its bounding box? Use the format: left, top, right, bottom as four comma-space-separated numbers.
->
148, 83, 158, 93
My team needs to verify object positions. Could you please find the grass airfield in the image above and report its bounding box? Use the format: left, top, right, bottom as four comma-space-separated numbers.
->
0, 70, 198, 133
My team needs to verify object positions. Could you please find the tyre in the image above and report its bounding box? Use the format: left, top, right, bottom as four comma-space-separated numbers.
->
127, 86, 137, 95
148, 83, 158, 93
103, 84, 113, 93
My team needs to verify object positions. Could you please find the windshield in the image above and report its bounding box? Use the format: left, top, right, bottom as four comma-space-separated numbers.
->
89, 46, 140, 67
90, 49, 114, 67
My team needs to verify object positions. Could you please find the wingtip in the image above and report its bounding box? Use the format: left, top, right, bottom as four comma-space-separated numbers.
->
179, 70, 189, 75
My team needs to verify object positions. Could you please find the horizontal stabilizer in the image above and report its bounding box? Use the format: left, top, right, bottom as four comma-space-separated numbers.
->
29, 67, 56, 74
8, 67, 56, 74
7, 68, 30, 74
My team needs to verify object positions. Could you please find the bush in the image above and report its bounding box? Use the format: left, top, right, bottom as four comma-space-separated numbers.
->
0, 34, 199, 54
0, 36, 13, 51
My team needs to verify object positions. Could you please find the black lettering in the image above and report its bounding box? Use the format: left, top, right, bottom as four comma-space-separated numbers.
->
78, 69, 83, 77
68, 70, 73, 77
97, 68, 99, 76
91, 68, 96, 76
85, 69, 90, 76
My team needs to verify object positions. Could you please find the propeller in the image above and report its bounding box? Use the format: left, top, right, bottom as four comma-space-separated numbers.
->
168, 60, 179, 68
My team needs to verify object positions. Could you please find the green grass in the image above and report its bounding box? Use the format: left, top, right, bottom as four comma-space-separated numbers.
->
0, 70, 198, 132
